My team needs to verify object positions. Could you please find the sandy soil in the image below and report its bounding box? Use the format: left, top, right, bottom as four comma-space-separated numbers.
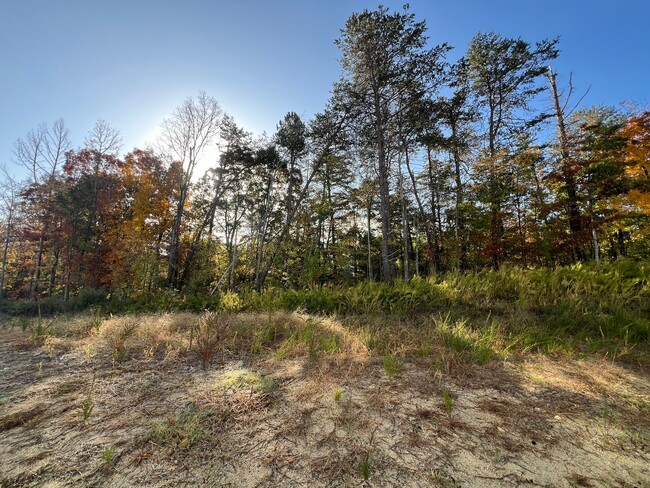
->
0, 324, 649, 487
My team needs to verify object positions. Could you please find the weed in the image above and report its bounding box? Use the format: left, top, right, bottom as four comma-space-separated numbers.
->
217, 370, 275, 396
10, 317, 31, 333
360, 452, 372, 480
474, 345, 493, 365
29, 315, 56, 342
383, 354, 403, 380
108, 320, 138, 363
89, 306, 104, 331
430, 468, 456, 486
220, 292, 242, 312
101, 446, 116, 465
80, 395, 94, 422
83, 344, 95, 364
195, 312, 226, 367
333, 388, 343, 402
148, 406, 213, 450
80, 378, 95, 423
442, 389, 454, 414
493, 447, 502, 465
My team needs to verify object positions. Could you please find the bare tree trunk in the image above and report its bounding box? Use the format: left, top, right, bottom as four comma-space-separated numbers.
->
48, 250, 59, 297
426, 148, 441, 272
450, 122, 466, 270
404, 141, 435, 272
592, 228, 600, 263
255, 173, 274, 291
229, 229, 238, 291
398, 164, 409, 280
31, 234, 44, 298
414, 223, 420, 277
0, 211, 12, 300
548, 69, 584, 262
373, 89, 392, 282
64, 238, 72, 301
367, 196, 373, 281
167, 183, 187, 288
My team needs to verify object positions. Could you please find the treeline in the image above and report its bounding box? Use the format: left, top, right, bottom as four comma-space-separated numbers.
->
1, 5, 649, 301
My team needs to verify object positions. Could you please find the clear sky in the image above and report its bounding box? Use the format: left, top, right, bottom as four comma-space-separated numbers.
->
1, 0, 648, 179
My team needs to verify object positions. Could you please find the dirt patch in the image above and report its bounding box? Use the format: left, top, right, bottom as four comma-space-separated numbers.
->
0, 316, 649, 487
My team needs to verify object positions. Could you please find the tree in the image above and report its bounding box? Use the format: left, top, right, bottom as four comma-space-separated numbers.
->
546, 69, 591, 261
276, 112, 307, 225
158, 92, 223, 287
334, 5, 449, 281
0, 167, 19, 299
13, 119, 71, 297
466, 32, 559, 268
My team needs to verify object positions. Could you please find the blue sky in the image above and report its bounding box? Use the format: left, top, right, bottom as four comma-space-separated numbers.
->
1, 0, 648, 178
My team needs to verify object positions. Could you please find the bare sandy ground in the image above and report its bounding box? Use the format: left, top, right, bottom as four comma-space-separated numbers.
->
1, 322, 649, 487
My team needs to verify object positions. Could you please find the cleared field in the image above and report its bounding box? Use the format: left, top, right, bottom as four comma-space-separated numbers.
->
0, 312, 648, 487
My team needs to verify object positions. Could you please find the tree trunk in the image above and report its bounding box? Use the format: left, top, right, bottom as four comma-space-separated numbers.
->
48, 250, 59, 297
373, 88, 392, 282
450, 121, 466, 270
404, 141, 435, 271
399, 164, 409, 280
367, 196, 373, 281
167, 184, 187, 288
0, 211, 11, 300
426, 148, 441, 272
548, 69, 584, 262
255, 172, 274, 291
31, 234, 45, 298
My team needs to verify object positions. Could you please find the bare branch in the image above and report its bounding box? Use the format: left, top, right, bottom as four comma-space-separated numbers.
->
85, 118, 122, 155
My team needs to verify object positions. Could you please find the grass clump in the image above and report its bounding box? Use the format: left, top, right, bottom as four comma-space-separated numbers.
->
217, 370, 276, 396
360, 452, 372, 480
80, 380, 95, 423
101, 446, 116, 466
194, 312, 227, 367
148, 406, 214, 450
441, 389, 454, 414
383, 354, 403, 380
333, 388, 343, 402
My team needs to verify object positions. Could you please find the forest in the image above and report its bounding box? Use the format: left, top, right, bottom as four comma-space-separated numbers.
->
0, 6, 648, 308
1, 5, 649, 487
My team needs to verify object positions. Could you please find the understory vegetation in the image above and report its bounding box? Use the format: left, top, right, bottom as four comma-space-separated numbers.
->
3, 260, 648, 362
1, 261, 648, 487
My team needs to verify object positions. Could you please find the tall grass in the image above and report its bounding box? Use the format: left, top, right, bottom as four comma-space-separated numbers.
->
3, 260, 648, 359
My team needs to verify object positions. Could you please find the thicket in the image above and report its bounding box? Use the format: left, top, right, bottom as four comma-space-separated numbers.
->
3, 261, 648, 355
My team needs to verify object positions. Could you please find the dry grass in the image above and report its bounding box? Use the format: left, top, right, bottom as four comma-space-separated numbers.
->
0, 311, 649, 487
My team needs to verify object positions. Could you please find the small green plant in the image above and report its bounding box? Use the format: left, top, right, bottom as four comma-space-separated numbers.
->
80, 395, 94, 422
320, 335, 340, 354
473, 345, 493, 365
10, 317, 31, 333
220, 292, 242, 312
383, 354, 403, 380
80, 378, 95, 422
148, 406, 212, 449
430, 468, 455, 486
29, 307, 56, 342
101, 446, 116, 465
333, 388, 343, 402
217, 370, 275, 396
493, 447, 502, 465
89, 306, 104, 331
441, 388, 454, 414
110, 321, 138, 362
360, 452, 372, 480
